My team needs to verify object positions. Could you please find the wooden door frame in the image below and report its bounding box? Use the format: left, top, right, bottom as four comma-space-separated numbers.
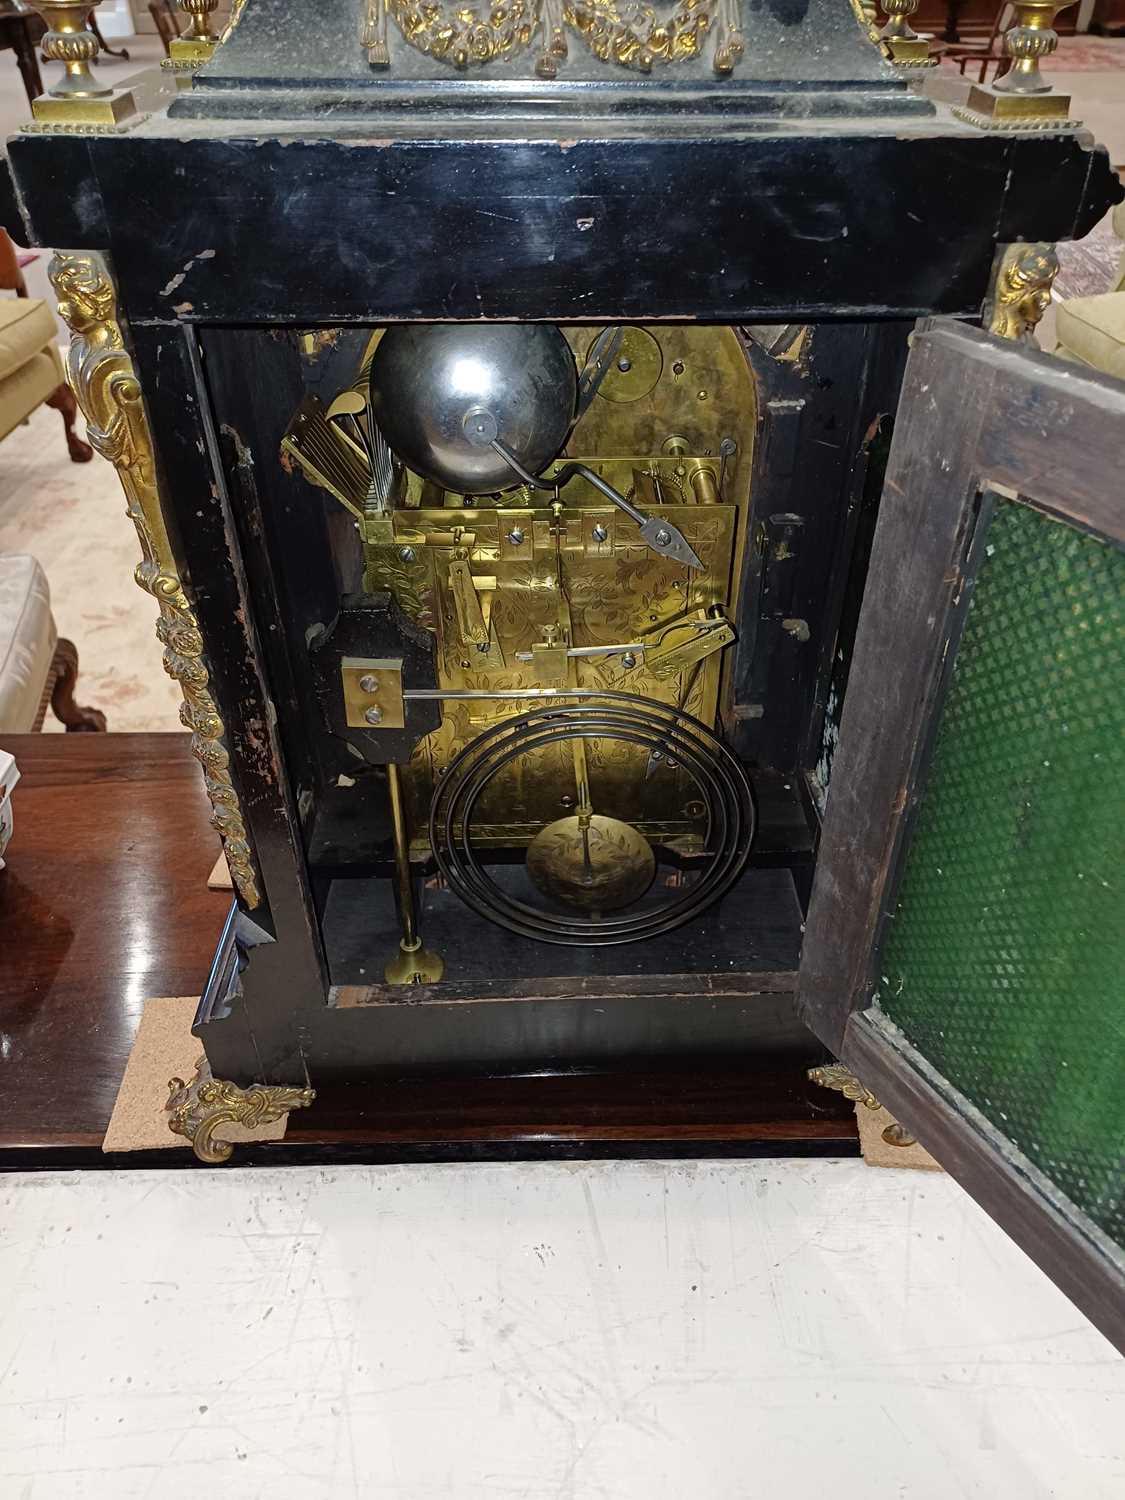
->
797, 317, 1125, 1351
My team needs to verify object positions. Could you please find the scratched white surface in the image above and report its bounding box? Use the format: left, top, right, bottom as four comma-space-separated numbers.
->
0, 1161, 1122, 1498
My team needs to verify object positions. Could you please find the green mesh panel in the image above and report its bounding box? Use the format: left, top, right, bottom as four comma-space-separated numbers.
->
878, 496, 1125, 1244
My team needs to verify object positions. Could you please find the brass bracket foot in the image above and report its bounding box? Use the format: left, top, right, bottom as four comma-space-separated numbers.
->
385, 939, 444, 985
807, 1061, 882, 1111
808, 1062, 918, 1148
166, 1055, 315, 1164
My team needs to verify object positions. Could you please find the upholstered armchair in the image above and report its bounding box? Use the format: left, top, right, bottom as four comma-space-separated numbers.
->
0, 229, 91, 463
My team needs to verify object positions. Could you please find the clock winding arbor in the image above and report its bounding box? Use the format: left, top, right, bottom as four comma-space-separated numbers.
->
3, 0, 1122, 1348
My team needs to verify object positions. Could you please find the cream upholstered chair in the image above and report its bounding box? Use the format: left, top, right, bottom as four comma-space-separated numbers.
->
0, 233, 104, 732
1053, 202, 1125, 380
0, 230, 92, 463
0, 554, 105, 732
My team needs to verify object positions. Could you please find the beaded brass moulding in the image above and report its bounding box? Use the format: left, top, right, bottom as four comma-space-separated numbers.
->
49, 251, 262, 910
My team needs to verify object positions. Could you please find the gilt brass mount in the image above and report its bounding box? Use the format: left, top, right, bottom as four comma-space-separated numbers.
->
50, 252, 262, 908
807, 1061, 882, 1109
955, 0, 1078, 127
361, 0, 744, 75
875, 0, 934, 66
26, 1, 137, 125
167, 1056, 315, 1164
988, 243, 1058, 341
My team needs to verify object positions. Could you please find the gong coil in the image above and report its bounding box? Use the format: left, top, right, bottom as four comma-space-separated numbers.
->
428, 694, 756, 947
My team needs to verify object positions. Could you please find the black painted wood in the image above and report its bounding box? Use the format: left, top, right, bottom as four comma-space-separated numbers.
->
731, 321, 912, 770
3, 132, 1119, 324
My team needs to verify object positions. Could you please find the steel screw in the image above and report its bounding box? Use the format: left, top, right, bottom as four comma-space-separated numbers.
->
507, 527, 525, 546
399, 546, 416, 563
591, 523, 609, 544
363, 705, 383, 726
621, 652, 637, 669
655, 528, 672, 546
359, 674, 380, 694
617, 356, 632, 372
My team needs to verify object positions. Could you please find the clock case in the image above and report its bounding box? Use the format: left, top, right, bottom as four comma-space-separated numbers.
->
3, 0, 1122, 1349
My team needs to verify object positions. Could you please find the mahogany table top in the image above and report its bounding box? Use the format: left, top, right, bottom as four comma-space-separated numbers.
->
0, 733, 856, 1167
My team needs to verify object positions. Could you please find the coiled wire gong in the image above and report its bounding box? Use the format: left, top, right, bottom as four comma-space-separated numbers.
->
429, 694, 756, 947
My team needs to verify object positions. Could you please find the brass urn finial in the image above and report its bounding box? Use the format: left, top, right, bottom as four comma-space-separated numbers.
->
993, 0, 1068, 94
164, 0, 223, 72
24, 1, 137, 123
876, 0, 934, 65
31, 2, 107, 98
957, 0, 1079, 125
179, 0, 221, 43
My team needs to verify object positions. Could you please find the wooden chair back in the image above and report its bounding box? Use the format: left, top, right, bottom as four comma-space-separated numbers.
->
0, 228, 28, 297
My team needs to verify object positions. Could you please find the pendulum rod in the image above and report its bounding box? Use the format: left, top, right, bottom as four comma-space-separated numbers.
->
551, 503, 593, 820
383, 760, 444, 985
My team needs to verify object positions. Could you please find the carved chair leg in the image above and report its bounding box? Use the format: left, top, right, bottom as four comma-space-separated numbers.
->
49, 638, 107, 732
43, 381, 94, 464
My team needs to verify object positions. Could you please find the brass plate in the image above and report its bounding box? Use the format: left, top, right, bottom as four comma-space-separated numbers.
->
31, 89, 137, 125
590, 327, 663, 403
366, 481, 735, 847
341, 656, 405, 729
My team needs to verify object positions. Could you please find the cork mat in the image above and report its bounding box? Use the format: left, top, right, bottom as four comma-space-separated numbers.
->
102, 995, 289, 1153
856, 1102, 942, 1172
208, 853, 233, 891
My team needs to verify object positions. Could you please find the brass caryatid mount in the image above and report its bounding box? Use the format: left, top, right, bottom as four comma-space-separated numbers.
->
987, 242, 1059, 342
167, 1056, 315, 1163
49, 251, 262, 909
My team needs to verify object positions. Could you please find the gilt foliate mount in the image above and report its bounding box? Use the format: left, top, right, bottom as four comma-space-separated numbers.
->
361, 0, 745, 75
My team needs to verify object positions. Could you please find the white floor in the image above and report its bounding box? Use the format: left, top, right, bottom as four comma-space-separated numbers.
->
0, 1160, 1121, 1498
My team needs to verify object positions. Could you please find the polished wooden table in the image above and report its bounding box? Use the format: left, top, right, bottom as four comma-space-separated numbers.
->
0, 734, 857, 1167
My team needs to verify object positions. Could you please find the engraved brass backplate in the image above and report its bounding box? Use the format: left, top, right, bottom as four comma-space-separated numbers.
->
363, 482, 736, 848
286, 324, 757, 856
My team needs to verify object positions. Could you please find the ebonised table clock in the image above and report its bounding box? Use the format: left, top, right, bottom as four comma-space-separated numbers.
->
2, 0, 1122, 1348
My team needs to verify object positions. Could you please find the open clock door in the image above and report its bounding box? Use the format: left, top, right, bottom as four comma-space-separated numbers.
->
798, 318, 1124, 1351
